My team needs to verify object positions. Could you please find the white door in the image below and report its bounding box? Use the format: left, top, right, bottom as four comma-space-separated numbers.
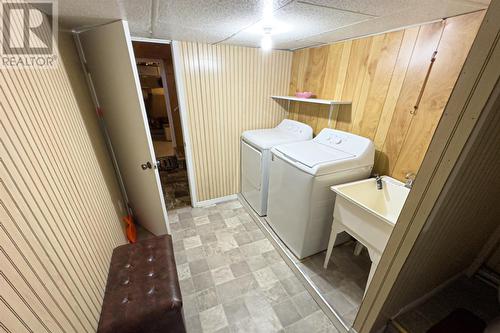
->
77, 21, 169, 235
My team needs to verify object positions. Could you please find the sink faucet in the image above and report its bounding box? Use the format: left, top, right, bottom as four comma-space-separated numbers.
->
374, 174, 383, 190
405, 173, 416, 189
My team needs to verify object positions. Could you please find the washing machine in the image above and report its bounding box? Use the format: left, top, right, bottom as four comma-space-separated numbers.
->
241, 119, 313, 216
267, 128, 375, 259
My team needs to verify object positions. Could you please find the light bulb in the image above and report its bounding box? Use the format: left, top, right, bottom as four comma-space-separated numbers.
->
261, 35, 272, 51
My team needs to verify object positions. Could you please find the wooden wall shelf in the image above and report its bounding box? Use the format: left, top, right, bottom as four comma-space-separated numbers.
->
271, 95, 351, 105
271, 96, 351, 127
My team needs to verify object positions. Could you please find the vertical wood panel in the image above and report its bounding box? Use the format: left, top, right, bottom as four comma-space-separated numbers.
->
373, 27, 419, 155
0, 10, 126, 332
392, 12, 485, 179
176, 42, 291, 201
288, 11, 484, 181
377, 20, 445, 176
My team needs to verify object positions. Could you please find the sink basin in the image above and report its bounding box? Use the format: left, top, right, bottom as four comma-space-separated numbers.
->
323, 176, 410, 294
333, 176, 410, 225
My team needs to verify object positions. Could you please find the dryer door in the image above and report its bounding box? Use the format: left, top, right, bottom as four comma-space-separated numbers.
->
241, 140, 263, 214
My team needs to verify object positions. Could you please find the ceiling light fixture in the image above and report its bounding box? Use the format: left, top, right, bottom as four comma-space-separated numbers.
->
261, 26, 273, 51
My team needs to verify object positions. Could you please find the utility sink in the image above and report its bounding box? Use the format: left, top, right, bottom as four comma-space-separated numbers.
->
323, 176, 410, 294
333, 176, 409, 225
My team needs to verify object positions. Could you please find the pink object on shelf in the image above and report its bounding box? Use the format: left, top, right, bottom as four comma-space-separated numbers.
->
295, 91, 314, 98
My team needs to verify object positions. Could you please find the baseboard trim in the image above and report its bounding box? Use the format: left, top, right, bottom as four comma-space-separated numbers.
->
194, 194, 238, 207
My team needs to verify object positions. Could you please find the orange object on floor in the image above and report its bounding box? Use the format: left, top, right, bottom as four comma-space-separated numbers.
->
123, 215, 137, 243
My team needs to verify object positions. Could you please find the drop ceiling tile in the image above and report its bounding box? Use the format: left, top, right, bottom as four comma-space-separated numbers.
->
226, 1, 373, 48
298, 0, 420, 17
224, 38, 324, 50
154, 0, 293, 43
51, 0, 488, 49
300, 0, 487, 44
56, 0, 152, 33
57, 0, 121, 20
121, 0, 152, 35
298, 0, 487, 17
275, 40, 326, 50
151, 23, 230, 44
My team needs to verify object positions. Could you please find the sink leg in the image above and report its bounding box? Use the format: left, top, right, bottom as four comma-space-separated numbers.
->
324, 223, 341, 269
354, 241, 364, 256
364, 250, 381, 297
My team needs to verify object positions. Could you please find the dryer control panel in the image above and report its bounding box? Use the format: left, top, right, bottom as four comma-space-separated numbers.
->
277, 119, 313, 137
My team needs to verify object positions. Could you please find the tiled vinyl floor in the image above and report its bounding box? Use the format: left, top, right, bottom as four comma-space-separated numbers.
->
168, 200, 340, 333
296, 241, 371, 326
243, 199, 370, 327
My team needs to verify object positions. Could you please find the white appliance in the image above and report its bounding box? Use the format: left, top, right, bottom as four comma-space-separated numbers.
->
267, 128, 375, 259
241, 119, 313, 216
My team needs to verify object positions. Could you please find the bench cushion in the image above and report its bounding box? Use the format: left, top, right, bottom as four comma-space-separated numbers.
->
98, 235, 185, 333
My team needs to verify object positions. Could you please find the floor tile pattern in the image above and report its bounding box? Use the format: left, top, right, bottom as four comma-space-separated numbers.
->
168, 201, 340, 333
297, 242, 371, 326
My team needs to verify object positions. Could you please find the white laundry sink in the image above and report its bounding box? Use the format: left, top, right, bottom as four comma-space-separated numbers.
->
323, 176, 410, 294
333, 176, 409, 226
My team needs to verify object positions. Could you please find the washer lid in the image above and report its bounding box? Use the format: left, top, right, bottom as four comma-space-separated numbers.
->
242, 130, 301, 150
275, 141, 354, 168
241, 119, 313, 150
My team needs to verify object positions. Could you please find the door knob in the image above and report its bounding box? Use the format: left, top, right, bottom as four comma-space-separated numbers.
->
141, 162, 152, 170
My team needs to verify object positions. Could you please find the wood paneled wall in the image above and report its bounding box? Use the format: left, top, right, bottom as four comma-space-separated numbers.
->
0, 29, 127, 333
288, 11, 484, 181
175, 42, 291, 202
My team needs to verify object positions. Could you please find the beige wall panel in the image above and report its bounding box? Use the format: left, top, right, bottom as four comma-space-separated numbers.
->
0, 13, 126, 332
288, 11, 484, 181
487, 245, 500, 273
176, 42, 291, 201
380, 83, 500, 319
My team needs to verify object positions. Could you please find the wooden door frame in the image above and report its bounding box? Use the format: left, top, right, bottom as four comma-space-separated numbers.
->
132, 38, 199, 206
170, 41, 199, 206
353, 2, 500, 332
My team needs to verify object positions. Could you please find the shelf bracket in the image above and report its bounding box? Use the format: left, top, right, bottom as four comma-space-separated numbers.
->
327, 104, 334, 127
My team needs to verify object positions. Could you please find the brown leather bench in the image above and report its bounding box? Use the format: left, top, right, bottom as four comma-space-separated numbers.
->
97, 235, 186, 333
